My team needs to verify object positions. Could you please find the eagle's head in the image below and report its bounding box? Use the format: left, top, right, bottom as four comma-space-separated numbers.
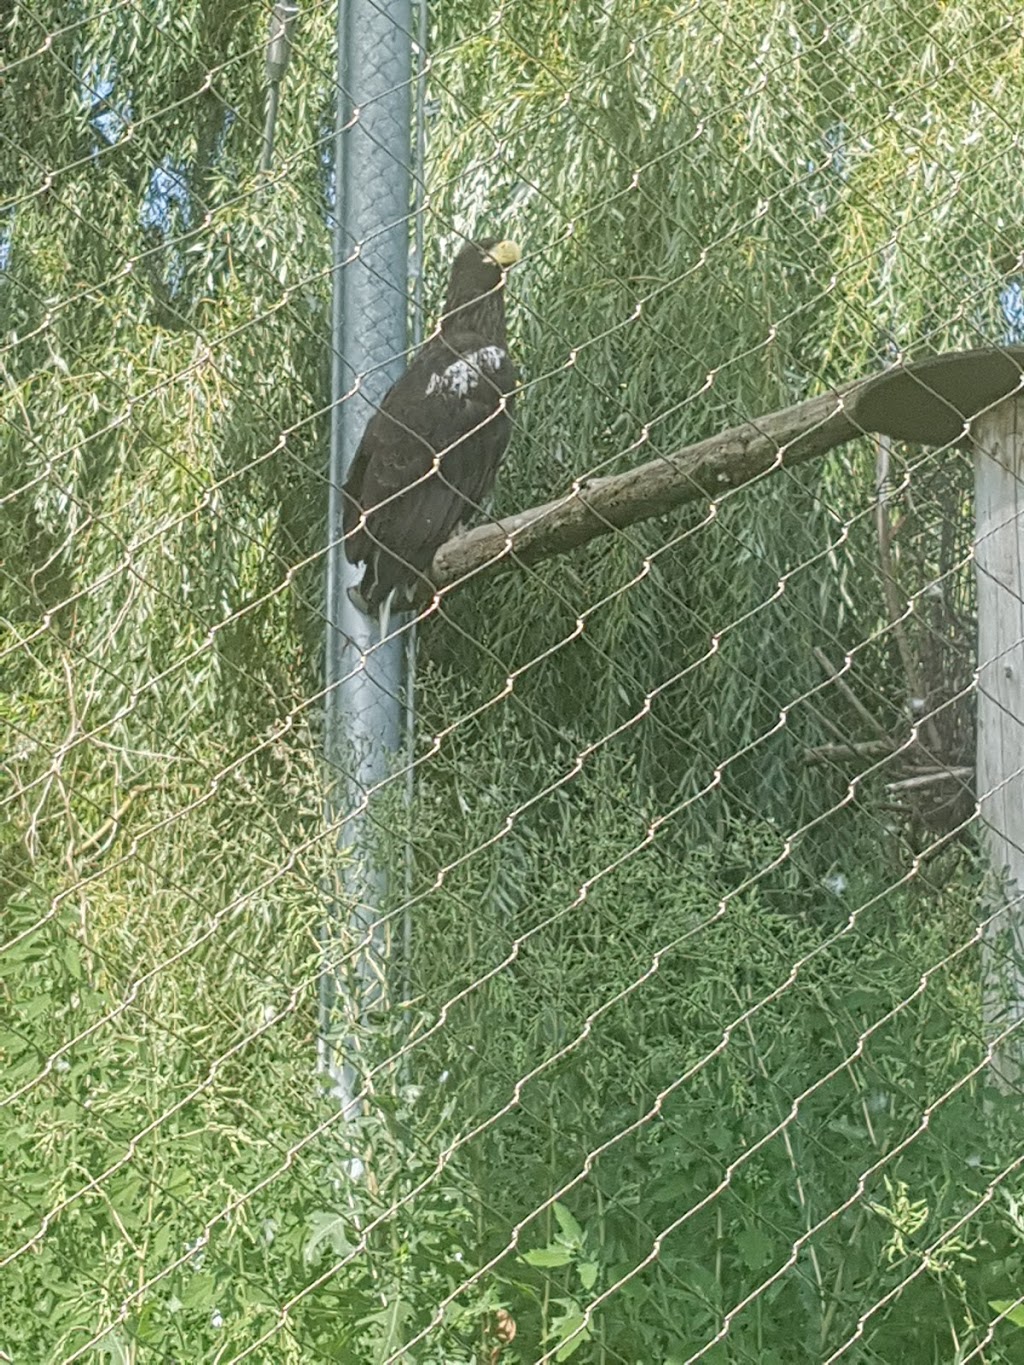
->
442, 237, 521, 325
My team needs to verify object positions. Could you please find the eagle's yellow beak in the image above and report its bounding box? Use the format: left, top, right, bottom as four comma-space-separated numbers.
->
487, 239, 521, 268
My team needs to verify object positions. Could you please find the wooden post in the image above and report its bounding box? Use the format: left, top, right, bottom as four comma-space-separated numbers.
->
974, 396, 1024, 1090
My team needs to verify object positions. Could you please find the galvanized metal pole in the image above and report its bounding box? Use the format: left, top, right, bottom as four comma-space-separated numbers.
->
322, 0, 413, 1116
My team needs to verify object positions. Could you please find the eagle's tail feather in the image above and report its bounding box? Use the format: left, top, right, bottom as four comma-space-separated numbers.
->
378, 587, 398, 643
347, 583, 370, 615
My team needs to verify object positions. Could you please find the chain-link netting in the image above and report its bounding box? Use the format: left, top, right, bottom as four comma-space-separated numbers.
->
4, 0, 1024, 1360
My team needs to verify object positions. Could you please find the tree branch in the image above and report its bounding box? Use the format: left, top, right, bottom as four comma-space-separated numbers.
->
430, 382, 865, 594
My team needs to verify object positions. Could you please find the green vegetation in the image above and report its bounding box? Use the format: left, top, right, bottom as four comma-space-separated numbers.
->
3, 0, 1024, 1359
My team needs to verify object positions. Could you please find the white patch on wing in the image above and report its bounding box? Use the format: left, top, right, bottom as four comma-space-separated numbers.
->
426, 345, 506, 399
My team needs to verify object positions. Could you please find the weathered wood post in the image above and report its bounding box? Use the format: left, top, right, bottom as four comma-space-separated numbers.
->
852, 349, 1024, 1091
974, 395, 1024, 1089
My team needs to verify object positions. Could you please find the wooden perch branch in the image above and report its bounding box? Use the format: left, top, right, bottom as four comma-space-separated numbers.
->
430, 382, 864, 594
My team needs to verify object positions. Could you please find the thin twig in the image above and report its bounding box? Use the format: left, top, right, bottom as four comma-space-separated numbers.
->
71, 783, 162, 860
886, 768, 973, 794
804, 741, 896, 764
813, 647, 890, 740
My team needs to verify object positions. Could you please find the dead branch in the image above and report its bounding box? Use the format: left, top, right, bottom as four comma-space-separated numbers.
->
886, 768, 973, 794
812, 647, 891, 740
804, 741, 897, 764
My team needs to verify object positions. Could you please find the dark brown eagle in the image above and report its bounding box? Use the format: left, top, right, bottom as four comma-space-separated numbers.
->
342, 236, 521, 632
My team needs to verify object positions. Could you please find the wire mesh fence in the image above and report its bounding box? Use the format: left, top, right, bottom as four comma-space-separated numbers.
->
4, 0, 1024, 1360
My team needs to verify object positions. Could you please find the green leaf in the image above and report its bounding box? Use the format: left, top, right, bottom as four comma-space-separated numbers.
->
736, 1226, 773, 1271
63, 939, 82, 980
553, 1202, 584, 1245
304, 1210, 353, 1265
522, 1246, 574, 1268
553, 1311, 591, 1361
990, 1300, 1024, 1329
648, 1171, 700, 1203
180, 1273, 215, 1311
92, 1328, 131, 1364
577, 1260, 598, 1292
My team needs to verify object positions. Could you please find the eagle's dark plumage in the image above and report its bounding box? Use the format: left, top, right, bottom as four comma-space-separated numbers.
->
342, 236, 520, 627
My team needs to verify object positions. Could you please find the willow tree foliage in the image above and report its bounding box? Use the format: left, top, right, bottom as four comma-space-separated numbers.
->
2, 0, 1023, 1359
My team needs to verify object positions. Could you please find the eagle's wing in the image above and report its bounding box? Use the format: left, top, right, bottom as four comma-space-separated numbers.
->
340, 430, 376, 561
344, 336, 515, 571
